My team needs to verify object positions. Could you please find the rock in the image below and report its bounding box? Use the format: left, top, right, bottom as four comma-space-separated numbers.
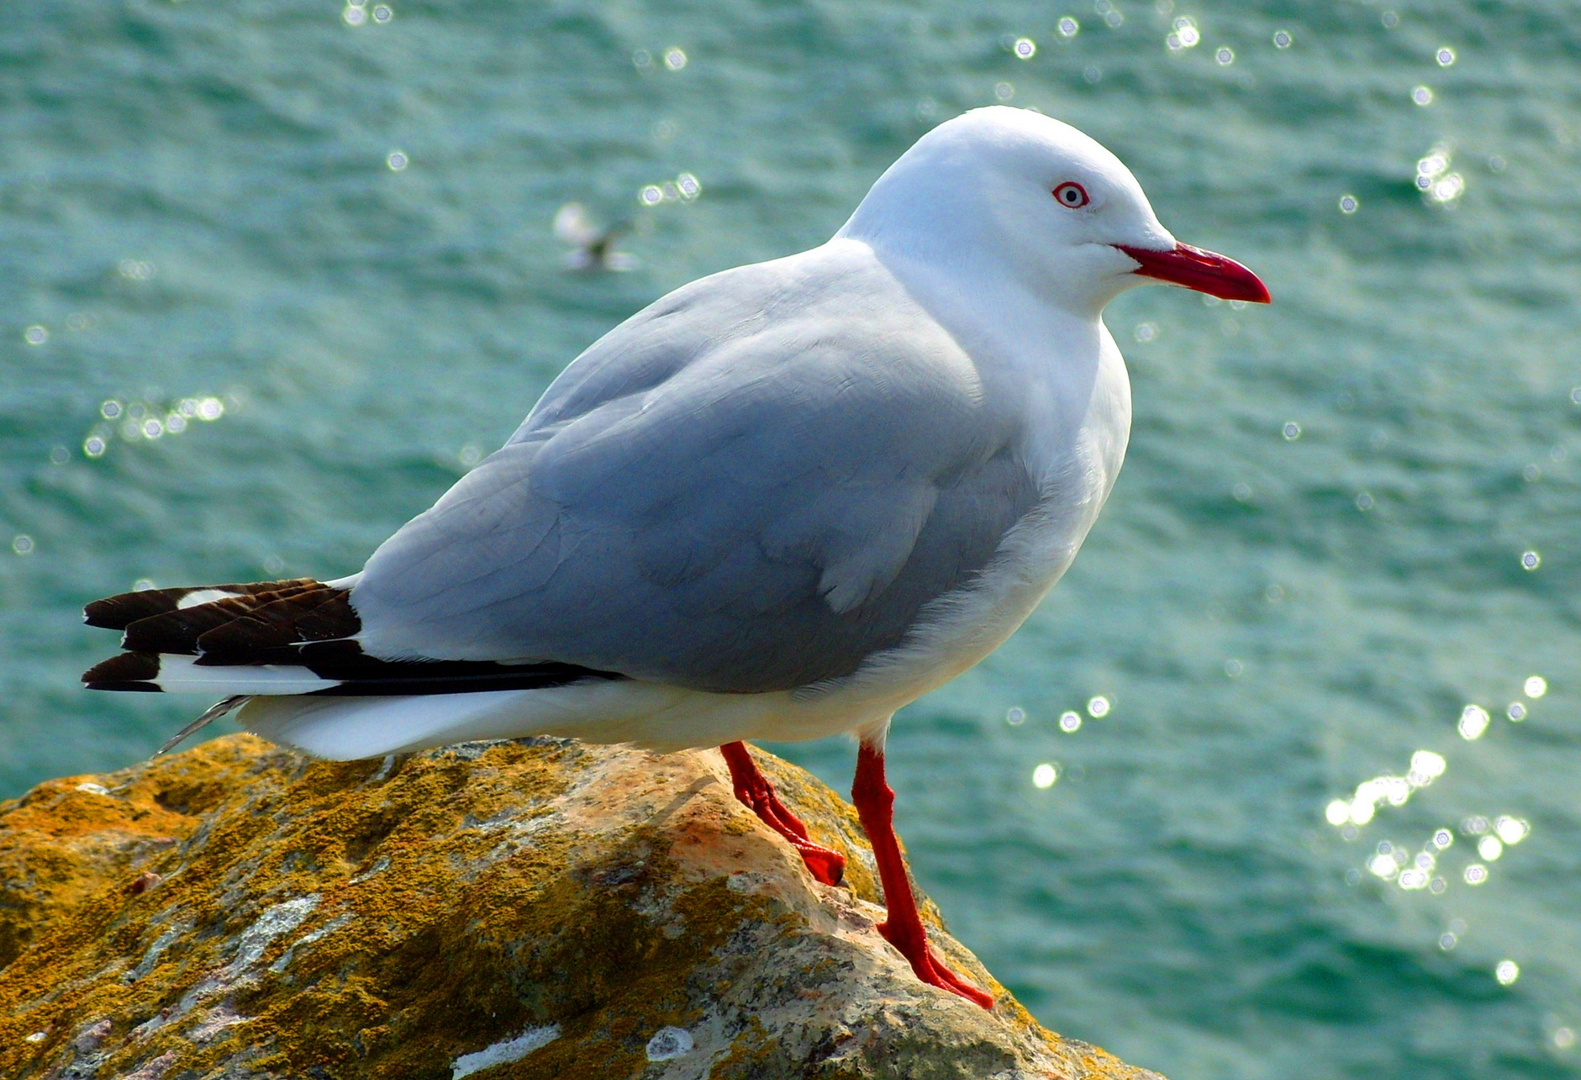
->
0, 734, 1165, 1080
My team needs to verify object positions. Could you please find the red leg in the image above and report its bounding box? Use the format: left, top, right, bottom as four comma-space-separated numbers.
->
852, 740, 994, 1009
720, 742, 846, 886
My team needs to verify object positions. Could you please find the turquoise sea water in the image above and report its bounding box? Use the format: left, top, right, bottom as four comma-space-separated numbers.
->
3, 1, 1579, 1076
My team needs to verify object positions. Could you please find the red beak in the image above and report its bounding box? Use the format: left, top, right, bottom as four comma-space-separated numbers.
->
1115, 242, 1271, 304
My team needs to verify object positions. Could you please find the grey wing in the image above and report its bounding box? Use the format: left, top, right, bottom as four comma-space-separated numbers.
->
351, 255, 1039, 692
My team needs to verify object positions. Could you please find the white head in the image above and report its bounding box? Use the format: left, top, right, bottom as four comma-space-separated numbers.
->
838, 106, 1267, 316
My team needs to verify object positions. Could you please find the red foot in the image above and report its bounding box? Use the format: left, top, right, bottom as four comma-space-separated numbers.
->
854, 741, 994, 1009
720, 742, 847, 886
877, 922, 996, 1009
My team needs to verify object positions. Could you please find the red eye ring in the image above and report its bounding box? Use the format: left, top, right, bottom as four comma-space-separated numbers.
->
1053, 181, 1090, 208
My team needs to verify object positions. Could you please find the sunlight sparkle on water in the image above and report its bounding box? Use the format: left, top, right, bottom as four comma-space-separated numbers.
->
639, 174, 701, 206
1272, 30, 1292, 49
1416, 145, 1465, 204
1005, 706, 1027, 727
1329, 749, 1445, 827
1013, 38, 1036, 59
81, 395, 224, 460
1032, 763, 1058, 788
1496, 960, 1520, 986
1408, 750, 1446, 785
1059, 710, 1082, 732
1495, 816, 1529, 845
1524, 675, 1547, 698
1087, 695, 1110, 718
1458, 704, 1490, 740
1058, 17, 1080, 38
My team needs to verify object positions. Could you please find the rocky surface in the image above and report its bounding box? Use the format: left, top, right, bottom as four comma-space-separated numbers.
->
0, 733, 1165, 1080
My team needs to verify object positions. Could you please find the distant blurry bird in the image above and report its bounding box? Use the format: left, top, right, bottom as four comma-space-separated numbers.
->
553, 202, 638, 272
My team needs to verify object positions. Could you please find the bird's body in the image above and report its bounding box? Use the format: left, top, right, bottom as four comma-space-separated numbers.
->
85, 107, 1267, 1007
241, 235, 1132, 758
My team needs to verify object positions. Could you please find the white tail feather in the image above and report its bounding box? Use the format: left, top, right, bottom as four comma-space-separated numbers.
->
151, 655, 340, 695
238, 690, 543, 759
233, 676, 877, 761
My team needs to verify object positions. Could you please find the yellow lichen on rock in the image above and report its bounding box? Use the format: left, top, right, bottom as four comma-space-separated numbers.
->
0, 734, 1166, 1080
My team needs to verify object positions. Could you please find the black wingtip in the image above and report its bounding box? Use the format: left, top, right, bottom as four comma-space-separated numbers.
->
85, 592, 179, 631
82, 651, 161, 686
84, 579, 321, 631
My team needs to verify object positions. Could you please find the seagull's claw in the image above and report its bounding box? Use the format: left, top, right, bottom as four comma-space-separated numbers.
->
743, 778, 847, 886
720, 741, 847, 886
786, 835, 847, 887
877, 922, 995, 1009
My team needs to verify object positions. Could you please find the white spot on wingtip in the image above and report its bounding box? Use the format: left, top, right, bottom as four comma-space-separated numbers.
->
451, 1025, 562, 1078
177, 589, 242, 609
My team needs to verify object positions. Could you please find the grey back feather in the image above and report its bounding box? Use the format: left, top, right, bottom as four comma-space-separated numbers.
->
352, 245, 1040, 692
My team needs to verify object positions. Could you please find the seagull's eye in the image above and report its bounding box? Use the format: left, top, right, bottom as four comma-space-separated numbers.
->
1052, 182, 1090, 208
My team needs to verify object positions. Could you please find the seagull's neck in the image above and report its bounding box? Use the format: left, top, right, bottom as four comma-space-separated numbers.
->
827, 236, 1111, 460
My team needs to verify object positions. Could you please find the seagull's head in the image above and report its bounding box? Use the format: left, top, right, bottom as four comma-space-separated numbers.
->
840, 106, 1269, 317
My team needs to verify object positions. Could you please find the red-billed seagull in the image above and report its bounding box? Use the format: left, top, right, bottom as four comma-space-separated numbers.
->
84, 106, 1268, 1008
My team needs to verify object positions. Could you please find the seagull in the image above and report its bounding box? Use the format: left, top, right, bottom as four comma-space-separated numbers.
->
83, 106, 1268, 1009
552, 201, 639, 272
